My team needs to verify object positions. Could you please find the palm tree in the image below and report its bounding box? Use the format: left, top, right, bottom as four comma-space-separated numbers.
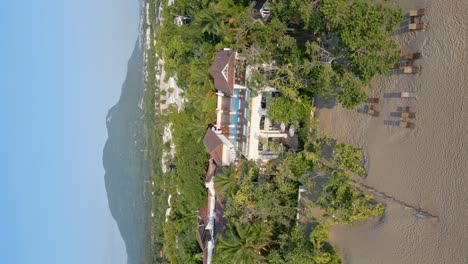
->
187, 88, 216, 115
190, 61, 213, 88
197, 4, 225, 41
216, 223, 271, 264
214, 164, 239, 198
197, 1, 246, 43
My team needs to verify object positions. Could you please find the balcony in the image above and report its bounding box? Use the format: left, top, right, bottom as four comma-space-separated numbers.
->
234, 59, 246, 86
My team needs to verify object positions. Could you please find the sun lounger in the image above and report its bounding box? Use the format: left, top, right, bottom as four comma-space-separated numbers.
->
409, 8, 426, 17
404, 66, 421, 74
403, 60, 414, 67
399, 121, 416, 129
367, 105, 380, 117
391, 61, 413, 69
404, 52, 422, 60
366, 98, 380, 104
397, 106, 412, 112
400, 112, 416, 119
409, 23, 426, 31
368, 109, 380, 117
400, 92, 417, 98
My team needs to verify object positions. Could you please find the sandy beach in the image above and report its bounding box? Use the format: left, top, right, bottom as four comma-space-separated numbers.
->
315, 0, 468, 263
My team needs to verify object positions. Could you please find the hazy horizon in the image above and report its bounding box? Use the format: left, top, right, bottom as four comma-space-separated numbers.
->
2, 0, 140, 263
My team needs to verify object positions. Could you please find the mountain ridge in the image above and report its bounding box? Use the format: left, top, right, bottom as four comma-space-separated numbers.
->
103, 40, 148, 264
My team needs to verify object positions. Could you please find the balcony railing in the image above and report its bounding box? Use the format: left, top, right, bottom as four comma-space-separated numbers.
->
235, 59, 246, 85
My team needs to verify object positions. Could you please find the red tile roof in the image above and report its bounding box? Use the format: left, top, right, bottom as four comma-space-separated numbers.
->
210, 50, 235, 96
214, 195, 227, 235
203, 129, 224, 166
196, 202, 209, 251
205, 159, 217, 183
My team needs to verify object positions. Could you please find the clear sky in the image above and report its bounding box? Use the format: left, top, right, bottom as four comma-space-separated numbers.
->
1, 0, 139, 263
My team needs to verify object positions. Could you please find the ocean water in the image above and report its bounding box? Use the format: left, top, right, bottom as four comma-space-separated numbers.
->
315, 0, 468, 263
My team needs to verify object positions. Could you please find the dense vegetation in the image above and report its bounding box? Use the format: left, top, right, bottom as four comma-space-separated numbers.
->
211, 127, 383, 264
144, 0, 402, 263
103, 40, 154, 264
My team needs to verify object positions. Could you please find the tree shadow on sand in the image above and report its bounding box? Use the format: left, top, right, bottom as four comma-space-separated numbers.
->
314, 95, 338, 109
320, 137, 337, 161
357, 105, 370, 114
391, 14, 417, 35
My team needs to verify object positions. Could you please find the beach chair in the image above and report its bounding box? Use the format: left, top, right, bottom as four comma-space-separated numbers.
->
397, 106, 412, 112
390, 63, 400, 69
400, 92, 417, 98
400, 112, 416, 119
366, 98, 380, 104
391, 61, 411, 69
368, 109, 380, 117
367, 105, 380, 117
409, 8, 426, 17
399, 121, 416, 129
404, 66, 421, 74
404, 52, 422, 60
403, 60, 414, 67
409, 23, 426, 31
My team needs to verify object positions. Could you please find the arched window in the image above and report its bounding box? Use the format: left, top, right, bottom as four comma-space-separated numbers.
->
259, 115, 265, 130
261, 95, 267, 109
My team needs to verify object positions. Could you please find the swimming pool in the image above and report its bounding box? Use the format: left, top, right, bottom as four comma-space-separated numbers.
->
227, 89, 250, 150
229, 94, 240, 145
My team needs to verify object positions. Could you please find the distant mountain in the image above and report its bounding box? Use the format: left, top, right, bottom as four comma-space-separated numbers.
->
103, 40, 148, 264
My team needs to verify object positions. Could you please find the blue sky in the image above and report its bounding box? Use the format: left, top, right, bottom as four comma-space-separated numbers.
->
1, 0, 139, 263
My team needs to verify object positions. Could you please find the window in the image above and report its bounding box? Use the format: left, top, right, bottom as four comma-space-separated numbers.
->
222, 64, 229, 82
261, 96, 267, 109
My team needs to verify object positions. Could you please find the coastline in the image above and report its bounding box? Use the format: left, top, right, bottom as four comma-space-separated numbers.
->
315, 0, 468, 263
139, 0, 468, 263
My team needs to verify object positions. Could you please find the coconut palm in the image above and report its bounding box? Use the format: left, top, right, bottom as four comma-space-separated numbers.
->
190, 62, 213, 88
197, 4, 226, 41
216, 223, 271, 264
214, 164, 240, 199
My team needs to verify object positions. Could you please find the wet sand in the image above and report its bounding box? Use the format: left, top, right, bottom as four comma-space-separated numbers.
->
315, 0, 468, 263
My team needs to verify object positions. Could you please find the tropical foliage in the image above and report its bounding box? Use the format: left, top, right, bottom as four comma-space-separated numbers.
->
214, 164, 240, 199
267, 96, 311, 128
145, 0, 401, 262
215, 223, 271, 264
318, 171, 384, 224
321, 0, 403, 82
333, 143, 366, 176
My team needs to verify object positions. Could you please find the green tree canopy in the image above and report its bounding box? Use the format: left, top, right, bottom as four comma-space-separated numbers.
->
336, 71, 367, 109
318, 171, 384, 224
214, 165, 240, 199
215, 223, 272, 264
333, 143, 366, 176
267, 96, 311, 128
321, 0, 403, 82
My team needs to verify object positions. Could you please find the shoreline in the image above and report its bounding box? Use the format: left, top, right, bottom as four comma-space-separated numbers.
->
140, 0, 467, 263
315, 0, 468, 263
